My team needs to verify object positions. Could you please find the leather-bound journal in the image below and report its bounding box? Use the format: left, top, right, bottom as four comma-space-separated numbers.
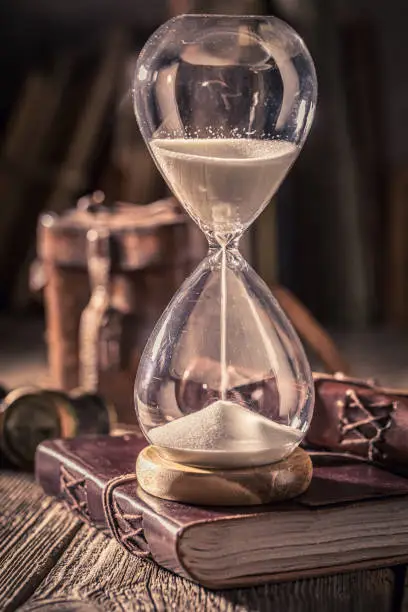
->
36, 434, 408, 589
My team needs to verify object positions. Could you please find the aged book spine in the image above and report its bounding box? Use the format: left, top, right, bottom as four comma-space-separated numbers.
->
35, 440, 193, 582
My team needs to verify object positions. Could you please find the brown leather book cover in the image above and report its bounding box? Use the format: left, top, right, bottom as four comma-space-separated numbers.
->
36, 434, 408, 589
309, 373, 408, 474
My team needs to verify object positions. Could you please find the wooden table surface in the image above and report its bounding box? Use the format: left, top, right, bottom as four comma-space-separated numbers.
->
1, 468, 407, 612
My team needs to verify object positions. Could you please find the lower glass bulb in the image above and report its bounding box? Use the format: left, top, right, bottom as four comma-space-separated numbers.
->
135, 247, 314, 468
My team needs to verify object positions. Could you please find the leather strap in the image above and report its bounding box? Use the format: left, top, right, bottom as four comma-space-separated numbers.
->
60, 464, 151, 558
102, 472, 151, 558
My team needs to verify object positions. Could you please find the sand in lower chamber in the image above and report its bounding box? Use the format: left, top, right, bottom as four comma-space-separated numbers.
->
148, 400, 302, 468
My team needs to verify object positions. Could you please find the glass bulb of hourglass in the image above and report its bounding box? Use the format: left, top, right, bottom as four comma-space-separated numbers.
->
133, 14, 317, 468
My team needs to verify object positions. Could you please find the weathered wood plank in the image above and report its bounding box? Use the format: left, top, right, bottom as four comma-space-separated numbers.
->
398, 567, 408, 611
0, 472, 82, 612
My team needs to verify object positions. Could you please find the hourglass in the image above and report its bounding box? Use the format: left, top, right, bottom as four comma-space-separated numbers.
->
133, 14, 317, 505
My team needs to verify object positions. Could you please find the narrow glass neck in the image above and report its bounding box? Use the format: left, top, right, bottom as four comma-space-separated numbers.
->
207, 239, 246, 271
207, 232, 241, 251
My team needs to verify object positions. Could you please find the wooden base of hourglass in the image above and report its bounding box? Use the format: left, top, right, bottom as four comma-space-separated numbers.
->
136, 446, 312, 506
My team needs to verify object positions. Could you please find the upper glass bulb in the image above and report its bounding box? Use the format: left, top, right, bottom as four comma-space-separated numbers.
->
133, 14, 317, 468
